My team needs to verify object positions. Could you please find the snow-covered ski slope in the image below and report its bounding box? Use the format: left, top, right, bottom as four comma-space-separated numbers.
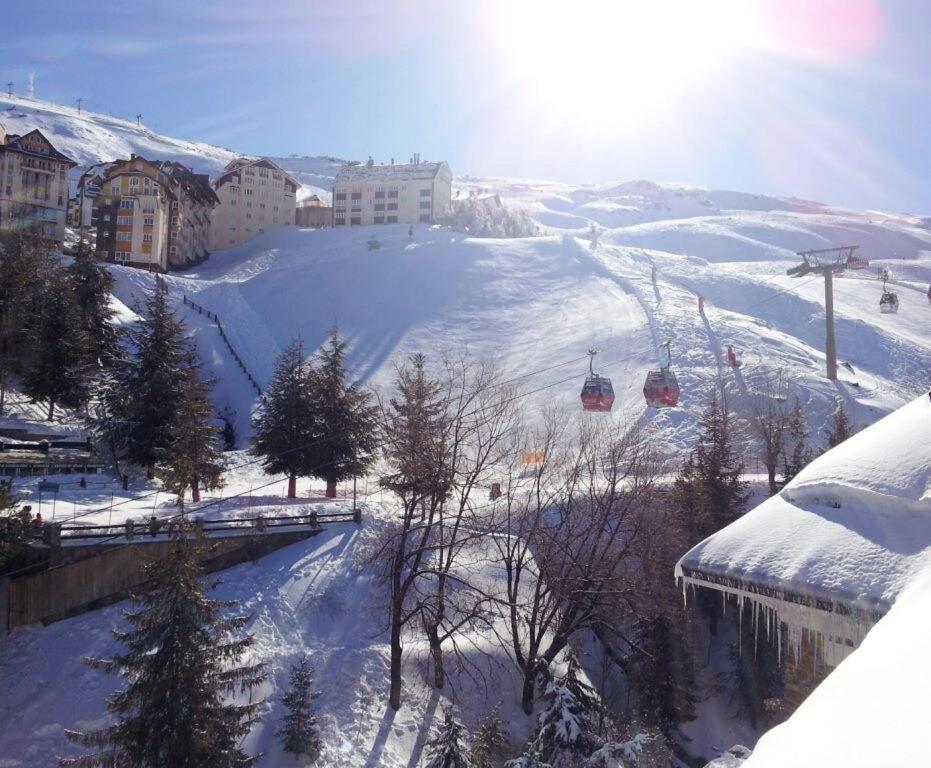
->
4, 94, 930, 450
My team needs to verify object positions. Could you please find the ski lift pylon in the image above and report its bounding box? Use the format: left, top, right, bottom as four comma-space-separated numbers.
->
643, 341, 680, 408
580, 349, 615, 412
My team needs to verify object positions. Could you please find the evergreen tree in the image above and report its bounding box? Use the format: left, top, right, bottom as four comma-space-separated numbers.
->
252, 341, 317, 498
156, 358, 222, 507
69, 245, 119, 368
103, 280, 191, 477
425, 706, 473, 768
823, 401, 855, 451
276, 655, 321, 761
305, 327, 379, 498
0, 482, 33, 573
471, 706, 510, 768
781, 398, 812, 483
22, 271, 94, 420
60, 529, 266, 768
531, 656, 603, 767
505, 755, 551, 768
672, 390, 749, 542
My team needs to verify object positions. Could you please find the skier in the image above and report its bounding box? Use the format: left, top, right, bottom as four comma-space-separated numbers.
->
148, 515, 161, 538
31, 511, 43, 532
727, 345, 738, 367
698, 295, 705, 314
408, 224, 414, 240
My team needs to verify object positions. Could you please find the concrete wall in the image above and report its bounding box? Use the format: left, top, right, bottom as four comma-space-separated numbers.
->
4, 528, 318, 631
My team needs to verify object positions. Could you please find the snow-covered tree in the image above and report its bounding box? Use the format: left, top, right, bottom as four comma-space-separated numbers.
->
277, 654, 321, 760
781, 397, 812, 483
60, 529, 266, 767
505, 754, 552, 768
156, 358, 222, 507
252, 340, 317, 498
102, 280, 193, 477
68, 244, 119, 368
531, 655, 603, 767
305, 327, 378, 498
424, 706, 473, 768
471, 705, 510, 768
583, 733, 671, 768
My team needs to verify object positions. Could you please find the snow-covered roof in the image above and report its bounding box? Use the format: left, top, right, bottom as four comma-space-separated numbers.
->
676, 392, 931, 613
334, 160, 448, 184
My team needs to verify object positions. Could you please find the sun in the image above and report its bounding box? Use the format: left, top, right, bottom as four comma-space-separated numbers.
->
489, 0, 761, 129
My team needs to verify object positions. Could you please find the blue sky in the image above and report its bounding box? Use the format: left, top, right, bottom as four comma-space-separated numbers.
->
3, 0, 930, 212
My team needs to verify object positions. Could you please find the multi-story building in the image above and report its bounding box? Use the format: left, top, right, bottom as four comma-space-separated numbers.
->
0, 124, 76, 245
95, 155, 218, 272
331, 155, 452, 228
73, 161, 117, 231
295, 194, 331, 228
209, 157, 298, 250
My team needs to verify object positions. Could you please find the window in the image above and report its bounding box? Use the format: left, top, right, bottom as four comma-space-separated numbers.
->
129, 176, 140, 188
374, 215, 385, 224
230, 200, 237, 206
246, 201, 252, 208
103, 214, 111, 222
387, 215, 398, 224
374, 190, 385, 199
335, 192, 346, 201
387, 189, 399, 198
116, 232, 132, 241
245, 188, 253, 196
351, 192, 362, 200
110, 182, 120, 194
114, 252, 130, 262
387, 203, 398, 211
420, 201, 431, 210
119, 199, 134, 210
143, 233, 153, 243
335, 219, 345, 226
420, 188, 432, 197
144, 216, 154, 227
374, 203, 385, 212
229, 186, 239, 194
350, 216, 361, 225
259, 203, 265, 209
117, 215, 133, 225
420, 213, 431, 222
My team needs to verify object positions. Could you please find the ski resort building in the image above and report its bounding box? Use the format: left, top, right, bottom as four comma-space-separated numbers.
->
209, 157, 299, 250
73, 161, 117, 231
676, 393, 931, 711
95, 156, 218, 271
331, 155, 452, 227
295, 194, 331, 228
0, 124, 76, 246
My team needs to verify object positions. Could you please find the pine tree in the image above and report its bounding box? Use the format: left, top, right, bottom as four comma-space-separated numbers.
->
781, 398, 812, 483
60, 529, 266, 767
103, 280, 191, 477
0, 482, 32, 572
277, 654, 321, 760
531, 655, 603, 767
505, 755, 551, 768
823, 401, 855, 451
252, 341, 317, 498
22, 271, 94, 420
156, 358, 222, 507
425, 706, 473, 768
69, 244, 119, 368
305, 327, 378, 498
471, 706, 510, 768
672, 390, 749, 542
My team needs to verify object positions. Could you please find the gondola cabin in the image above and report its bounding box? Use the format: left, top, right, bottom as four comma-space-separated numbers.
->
880, 291, 899, 314
643, 370, 680, 408
581, 375, 615, 412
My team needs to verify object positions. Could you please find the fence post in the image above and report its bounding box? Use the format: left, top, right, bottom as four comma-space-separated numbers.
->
124, 518, 134, 540
353, 508, 362, 525
309, 510, 319, 529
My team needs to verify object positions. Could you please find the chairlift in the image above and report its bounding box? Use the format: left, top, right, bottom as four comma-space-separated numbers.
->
580, 349, 615, 412
880, 274, 899, 314
643, 341, 680, 408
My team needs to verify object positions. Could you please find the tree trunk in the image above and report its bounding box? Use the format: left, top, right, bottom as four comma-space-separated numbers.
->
146, 465, 155, 480
428, 629, 445, 689
389, 605, 403, 710
325, 478, 337, 498
47, 399, 55, 421
766, 461, 778, 495
191, 477, 200, 503
287, 472, 297, 499
520, 667, 537, 715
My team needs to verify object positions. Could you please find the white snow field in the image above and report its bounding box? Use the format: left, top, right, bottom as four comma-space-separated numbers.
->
0, 97, 930, 765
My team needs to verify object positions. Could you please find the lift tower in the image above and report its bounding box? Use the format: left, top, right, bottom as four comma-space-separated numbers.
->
787, 246, 867, 380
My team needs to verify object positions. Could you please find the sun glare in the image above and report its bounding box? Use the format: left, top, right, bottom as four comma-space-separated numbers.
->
492, 0, 760, 128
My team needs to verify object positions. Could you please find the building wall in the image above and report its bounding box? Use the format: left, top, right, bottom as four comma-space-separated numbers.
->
331, 162, 452, 228
96, 170, 171, 271
0, 143, 70, 245
295, 203, 331, 228
209, 161, 297, 250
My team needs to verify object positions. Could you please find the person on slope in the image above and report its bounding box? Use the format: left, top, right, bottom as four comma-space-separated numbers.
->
698, 295, 705, 314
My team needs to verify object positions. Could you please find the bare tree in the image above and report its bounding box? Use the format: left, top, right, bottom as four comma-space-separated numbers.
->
491, 411, 663, 714
749, 371, 792, 494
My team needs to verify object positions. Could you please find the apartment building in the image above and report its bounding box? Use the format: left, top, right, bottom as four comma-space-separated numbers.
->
0, 124, 76, 245
95, 155, 218, 272
210, 157, 298, 250
331, 156, 452, 228
73, 161, 117, 230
